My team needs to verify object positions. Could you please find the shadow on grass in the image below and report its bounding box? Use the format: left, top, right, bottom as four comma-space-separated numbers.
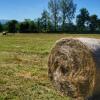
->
88, 94, 100, 100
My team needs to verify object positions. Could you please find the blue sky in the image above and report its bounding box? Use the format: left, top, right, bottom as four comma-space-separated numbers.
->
0, 0, 100, 21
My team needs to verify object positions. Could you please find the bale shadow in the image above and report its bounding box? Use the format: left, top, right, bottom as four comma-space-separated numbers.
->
88, 94, 100, 100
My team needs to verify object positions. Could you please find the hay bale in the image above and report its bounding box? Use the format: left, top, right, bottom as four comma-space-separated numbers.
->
2, 31, 8, 35
48, 38, 100, 100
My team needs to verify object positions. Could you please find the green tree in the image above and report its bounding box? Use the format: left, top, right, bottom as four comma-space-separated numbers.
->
48, 19, 54, 32
29, 21, 38, 33
36, 18, 42, 33
76, 8, 89, 32
97, 19, 100, 32
0, 23, 3, 32
7, 20, 18, 33
41, 10, 50, 32
64, 23, 77, 32
19, 19, 30, 33
48, 0, 59, 32
89, 15, 98, 32
60, 0, 76, 32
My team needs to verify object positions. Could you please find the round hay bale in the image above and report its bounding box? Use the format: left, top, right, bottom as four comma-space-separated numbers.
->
2, 31, 8, 35
48, 38, 100, 100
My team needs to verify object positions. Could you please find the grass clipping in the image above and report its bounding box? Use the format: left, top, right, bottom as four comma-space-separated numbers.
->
48, 38, 100, 99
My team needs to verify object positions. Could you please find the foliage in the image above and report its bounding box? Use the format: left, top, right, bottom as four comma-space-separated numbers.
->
60, 0, 76, 32
48, 0, 60, 32
89, 15, 98, 32
1, 0, 100, 33
0, 23, 3, 32
97, 19, 100, 31
41, 10, 50, 32
19, 19, 31, 33
6, 20, 18, 33
76, 8, 90, 32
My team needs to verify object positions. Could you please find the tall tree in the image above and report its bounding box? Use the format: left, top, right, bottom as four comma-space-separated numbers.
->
89, 15, 98, 32
0, 23, 3, 32
76, 8, 89, 32
36, 18, 42, 33
19, 19, 30, 33
97, 19, 100, 32
29, 21, 38, 33
48, 0, 59, 32
60, 0, 76, 32
41, 10, 50, 32
7, 20, 18, 33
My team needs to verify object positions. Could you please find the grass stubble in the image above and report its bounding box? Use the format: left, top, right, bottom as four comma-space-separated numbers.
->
0, 33, 100, 100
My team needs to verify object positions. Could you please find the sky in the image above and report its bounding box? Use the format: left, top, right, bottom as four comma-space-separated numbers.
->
0, 0, 100, 21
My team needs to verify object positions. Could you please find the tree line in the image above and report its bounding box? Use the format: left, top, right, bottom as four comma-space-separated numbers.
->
0, 0, 100, 34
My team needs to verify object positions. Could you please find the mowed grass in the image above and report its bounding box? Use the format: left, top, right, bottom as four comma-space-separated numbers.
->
0, 33, 100, 100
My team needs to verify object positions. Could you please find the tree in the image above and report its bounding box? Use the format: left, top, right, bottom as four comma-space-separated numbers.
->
64, 23, 77, 32
29, 21, 38, 33
89, 15, 98, 32
76, 8, 89, 32
7, 20, 18, 33
41, 10, 50, 32
60, 0, 76, 32
48, 0, 60, 32
19, 19, 30, 33
97, 19, 100, 32
36, 18, 43, 33
0, 23, 3, 32
48, 19, 54, 32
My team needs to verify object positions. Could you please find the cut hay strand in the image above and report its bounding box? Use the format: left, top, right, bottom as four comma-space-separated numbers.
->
48, 38, 100, 100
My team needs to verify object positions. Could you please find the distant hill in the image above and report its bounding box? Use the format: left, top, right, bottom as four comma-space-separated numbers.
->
0, 19, 9, 24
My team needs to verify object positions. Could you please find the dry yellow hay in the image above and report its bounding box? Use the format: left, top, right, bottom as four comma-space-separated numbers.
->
48, 38, 100, 100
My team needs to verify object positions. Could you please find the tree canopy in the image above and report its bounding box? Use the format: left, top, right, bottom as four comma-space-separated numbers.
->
0, 0, 100, 34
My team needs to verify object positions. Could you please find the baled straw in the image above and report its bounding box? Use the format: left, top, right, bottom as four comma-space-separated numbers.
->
48, 38, 100, 100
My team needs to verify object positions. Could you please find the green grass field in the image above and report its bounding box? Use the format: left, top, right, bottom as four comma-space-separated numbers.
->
0, 34, 100, 100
